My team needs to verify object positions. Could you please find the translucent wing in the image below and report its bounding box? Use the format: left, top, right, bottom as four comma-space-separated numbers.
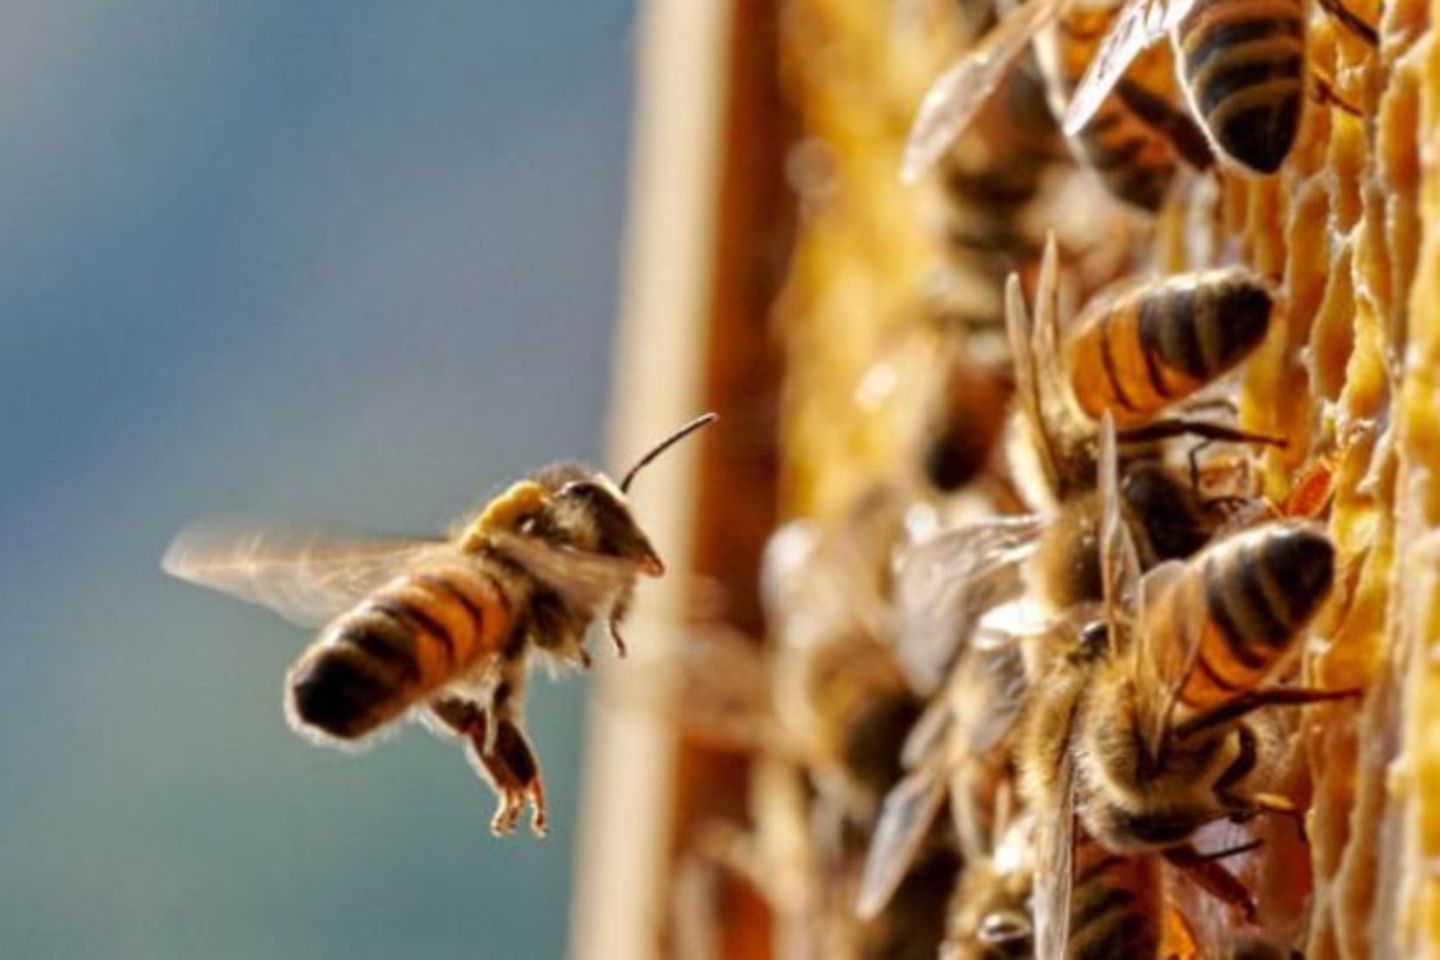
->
893, 515, 1046, 694
1136, 559, 1198, 760
1031, 718, 1077, 960
162, 521, 450, 628
602, 625, 786, 756
1006, 234, 1075, 497
960, 639, 1032, 752
1062, 0, 1198, 134
1097, 413, 1141, 641
856, 759, 950, 920
901, 0, 1063, 182
487, 528, 643, 611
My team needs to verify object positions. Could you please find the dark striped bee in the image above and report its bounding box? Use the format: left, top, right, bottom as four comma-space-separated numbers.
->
1064, 266, 1273, 427
1064, 0, 1378, 175
1019, 414, 1356, 934
903, 0, 1214, 212
162, 413, 715, 837
1003, 236, 1274, 601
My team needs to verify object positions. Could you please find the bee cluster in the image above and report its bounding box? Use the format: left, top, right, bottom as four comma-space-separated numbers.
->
669, 0, 1435, 957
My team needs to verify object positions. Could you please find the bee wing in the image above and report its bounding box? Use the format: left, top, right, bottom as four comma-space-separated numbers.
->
1006, 234, 1076, 497
602, 625, 788, 757
901, 0, 1063, 182
486, 528, 642, 611
894, 515, 1046, 693
1031, 744, 1076, 960
962, 637, 1032, 752
1135, 559, 1194, 759
856, 758, 950, 920
1098, 413, 1141, 636
1062, 0, 1198, 135
162, 521, 451, 628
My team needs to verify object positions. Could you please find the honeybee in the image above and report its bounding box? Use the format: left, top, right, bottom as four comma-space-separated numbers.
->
940, 814, 1035, 960
1006, 233, 1275, 506
162, 413, 716, 837
1019, 413, 1357, 939
903, 0, 1214, 211
1063, 0, 1379, 175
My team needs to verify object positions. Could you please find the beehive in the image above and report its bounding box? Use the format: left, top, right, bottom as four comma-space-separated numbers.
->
575, 0, 1440, 956
767, 0, 1440, 958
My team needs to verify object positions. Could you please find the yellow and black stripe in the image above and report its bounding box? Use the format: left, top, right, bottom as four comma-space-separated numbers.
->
1067, 836, 1162, 960
286, 561, 514, 740
1067, 268, 1272, 424
1161, 522, 1335, 710
1177, 0, 1308, 174
1056, 7, 1209, 211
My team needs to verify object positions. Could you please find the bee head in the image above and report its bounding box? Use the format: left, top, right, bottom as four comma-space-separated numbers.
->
545, 475, 664, 576
510, 414, 716, 575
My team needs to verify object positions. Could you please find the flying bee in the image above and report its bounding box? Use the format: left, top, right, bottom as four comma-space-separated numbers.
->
903, 0, 1215, 212
162, 413, 716, 837
1019, 413, 1357, 931
1063, 0, 1379, 175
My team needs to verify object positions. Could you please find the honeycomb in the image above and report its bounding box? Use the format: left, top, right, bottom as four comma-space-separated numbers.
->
758, 0, 1440, 956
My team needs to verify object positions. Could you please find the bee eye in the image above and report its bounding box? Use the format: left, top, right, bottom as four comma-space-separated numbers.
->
978, 910, 1031, 945
1079, 621, 1109, 656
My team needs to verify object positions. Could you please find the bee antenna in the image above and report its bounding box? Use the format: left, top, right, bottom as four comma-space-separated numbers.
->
619, 412, 718, 494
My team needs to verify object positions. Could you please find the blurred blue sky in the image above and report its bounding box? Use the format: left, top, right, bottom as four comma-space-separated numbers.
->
0, 3, 637, 957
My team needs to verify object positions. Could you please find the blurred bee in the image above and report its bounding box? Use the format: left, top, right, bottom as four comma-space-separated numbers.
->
940, 815, 1035, 960
676, 487, 923, 822
866, 311, 1016, 500
652, 488, 939, 960
1019, 414, 1356, 934
903, 0, 1215, 211
1063, 0, 1379, 175
162, 413, 715, 836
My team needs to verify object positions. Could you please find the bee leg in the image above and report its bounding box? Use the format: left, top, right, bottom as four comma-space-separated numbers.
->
473, 717, 547, 838
1315, 0, 1380, 46
1187, 438, 1216, 494
1172, 685, 1364, 741
1117, 418, 1287, 450
608, 615, 629, 658
1163, 843, 1257, 923
1311, 72, 1363, 118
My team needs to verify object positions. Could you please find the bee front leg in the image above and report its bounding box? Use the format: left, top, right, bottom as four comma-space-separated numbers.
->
607, 587, 634, 658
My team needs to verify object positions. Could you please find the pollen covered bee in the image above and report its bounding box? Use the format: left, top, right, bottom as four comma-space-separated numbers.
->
1018, 413, 1356, 933
162, 413, 716, 837
903, 0, 1214, 211
1063, 0, 1379, 175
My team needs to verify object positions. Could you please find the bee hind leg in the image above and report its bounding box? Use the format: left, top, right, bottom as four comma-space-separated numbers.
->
478, 717, 547, 837
431, 697, 548, 838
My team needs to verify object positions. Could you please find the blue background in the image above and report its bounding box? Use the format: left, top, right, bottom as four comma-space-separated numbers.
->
0, 3, 636, 957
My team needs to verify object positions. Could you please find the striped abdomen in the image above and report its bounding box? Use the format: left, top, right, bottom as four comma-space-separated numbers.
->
1067, 837, 1162, 959
1067, 268, 1272, 425
286, 561, 515, 740
1055, 8, 1204, 210
1177, 0, 1307, 174
1157, 522, 1335, 710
